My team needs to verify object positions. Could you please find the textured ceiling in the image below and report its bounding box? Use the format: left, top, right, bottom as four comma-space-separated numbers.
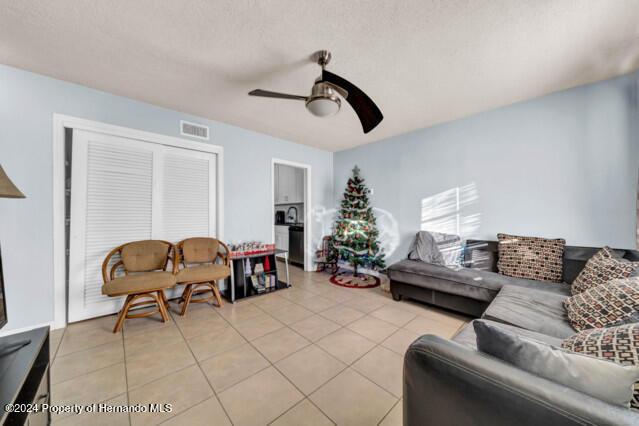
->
1, 1, 639, 151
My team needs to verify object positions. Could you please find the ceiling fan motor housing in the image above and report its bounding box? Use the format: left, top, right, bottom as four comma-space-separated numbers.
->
305, 82, 341, 117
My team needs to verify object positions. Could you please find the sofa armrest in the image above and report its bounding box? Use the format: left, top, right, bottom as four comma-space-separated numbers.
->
404, 335, 637, 426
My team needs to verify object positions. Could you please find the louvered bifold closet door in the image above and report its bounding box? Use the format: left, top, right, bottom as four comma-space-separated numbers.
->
158, 147, 217, 298
158, 147, 216, 243
68, 130, 155, 322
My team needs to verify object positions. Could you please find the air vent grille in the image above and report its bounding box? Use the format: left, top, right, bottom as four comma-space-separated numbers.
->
180, 120, 209, 140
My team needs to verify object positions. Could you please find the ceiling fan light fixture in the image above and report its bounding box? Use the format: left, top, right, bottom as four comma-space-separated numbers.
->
306, 97, 340, 117
305, 82, 341, 117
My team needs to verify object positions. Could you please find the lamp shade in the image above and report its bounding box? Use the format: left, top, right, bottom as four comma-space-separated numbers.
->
0, 166, 25, 198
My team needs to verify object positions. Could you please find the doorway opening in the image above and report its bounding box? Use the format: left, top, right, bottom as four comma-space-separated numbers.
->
271, 159, 312, 271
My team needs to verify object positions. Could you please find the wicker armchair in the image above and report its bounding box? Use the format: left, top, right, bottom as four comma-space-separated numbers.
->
174, 237, 231, 315
101, 240, 176, 333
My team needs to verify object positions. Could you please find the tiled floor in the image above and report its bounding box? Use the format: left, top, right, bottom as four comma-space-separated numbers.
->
49, 264, 471, 425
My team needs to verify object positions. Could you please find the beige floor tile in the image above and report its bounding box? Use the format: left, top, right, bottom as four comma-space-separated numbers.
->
294, 282, 324, 294
52, 340, 124, 384
270, 399, 334, 426
319, 288, 358, 303
129, 365, 213, 426
52, 363, 127, 418
379, 399, 403, 426
381, 329, 421, 355
50, 328, 65, 360
316, 328, 376, 365
344, 296, 388, 313
58, 321, 122, 356
187, 327, 246, 361
121, 313, 174, 337
276, 345, 346, 395
347, 316, 398, 343
50, 334, 63, 360
309, 368, 397, 426
126, 339, 195, 389
319, 305, 365, 326
290, 315, 341, 342
175, 314, 228, 340
352, 346, 404, 397
370, 305, 417, 327
364, 289, 394, 303
55, 393, 129, 426
278, 288, 316, 302
217, 303, 265, 324
252, 294, 293, 312
65, 315, 118, 334
269, 303, 315, 325
252, 327, 310, 362
162, 396, 231, 426
295, 296, 337, 313
233, 313, 284, 341
403, 316, 462, 338
219, 367, 303, 426
412, 303, 470, 323
170, 301, 221, 320
124, 322, 184, 358
200, 343, 269, 391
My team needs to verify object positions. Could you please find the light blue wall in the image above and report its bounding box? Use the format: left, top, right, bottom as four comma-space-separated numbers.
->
0, 64, 333, 332
334, 71, 639, 265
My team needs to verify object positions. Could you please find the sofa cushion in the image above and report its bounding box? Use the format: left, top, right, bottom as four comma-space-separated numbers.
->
474, 320, 639, 409
564, 277, 639, 331
571, 246, 639, 295
497, 233, 565, 283
562, 323, 639, 410
482, 285, 575, 338
388, 260, 571, 303
453, 319, 563, 349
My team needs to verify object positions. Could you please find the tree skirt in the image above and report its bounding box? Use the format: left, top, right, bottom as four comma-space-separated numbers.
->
330, 271, 380, 289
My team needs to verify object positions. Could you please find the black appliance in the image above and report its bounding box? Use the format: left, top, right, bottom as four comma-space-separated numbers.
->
289, 225, 304, 266
275, 210, 286, 225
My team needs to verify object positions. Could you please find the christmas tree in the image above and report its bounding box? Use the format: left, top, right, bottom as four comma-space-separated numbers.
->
333, 166, 385, 275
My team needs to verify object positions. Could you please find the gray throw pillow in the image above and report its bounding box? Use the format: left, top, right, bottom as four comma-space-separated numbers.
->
474, 320, 639, 408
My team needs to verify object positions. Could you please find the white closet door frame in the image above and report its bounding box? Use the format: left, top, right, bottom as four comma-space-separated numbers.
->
53, 114, 224, 329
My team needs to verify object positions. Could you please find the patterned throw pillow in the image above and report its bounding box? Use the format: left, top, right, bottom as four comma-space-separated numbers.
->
562, 324, 639, 410
571, 247, 639, 295
564, 277, 639, 331
496, 233, 565, 283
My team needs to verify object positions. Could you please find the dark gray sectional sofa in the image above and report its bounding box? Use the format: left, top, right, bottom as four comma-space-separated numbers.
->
387, 239, 639, 426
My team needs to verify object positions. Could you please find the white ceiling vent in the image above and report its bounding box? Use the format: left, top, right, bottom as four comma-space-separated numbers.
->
180, 120, 209, 140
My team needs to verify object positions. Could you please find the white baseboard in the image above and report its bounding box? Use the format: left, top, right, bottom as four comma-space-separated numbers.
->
0, 321, 58, 338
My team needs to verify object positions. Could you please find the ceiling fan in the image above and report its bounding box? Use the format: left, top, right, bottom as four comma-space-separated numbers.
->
248, 50, 383, 133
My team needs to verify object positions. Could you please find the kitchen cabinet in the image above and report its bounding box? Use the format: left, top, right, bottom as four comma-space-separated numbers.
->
275, 164, 304, 204
275, 225, 289, 251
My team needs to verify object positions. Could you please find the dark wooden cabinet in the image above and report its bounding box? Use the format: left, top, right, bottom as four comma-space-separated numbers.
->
0, 327, 50, 425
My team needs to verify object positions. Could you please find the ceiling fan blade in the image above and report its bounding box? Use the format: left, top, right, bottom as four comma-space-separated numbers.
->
320, 70, 383, 133
248, 89, 307, 101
